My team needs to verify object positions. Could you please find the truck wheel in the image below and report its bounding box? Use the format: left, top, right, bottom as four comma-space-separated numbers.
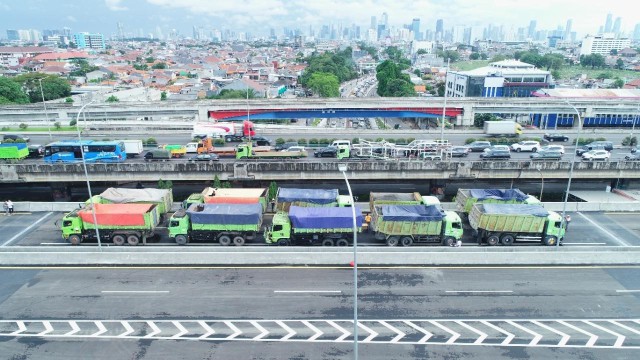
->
386, 236, 399, 246
544, 236, 557, 246
400, 237, 414, 247
127, 234, 140, 246
276, 239, 290, 246
112, 234, 125, 246
175, 235, 188, 245
218, 235, 231, 246
233, 236, 245, 246
322, 239, 334, 247
500, 234, 515, 246
68, 234, 82, 245
486, 235, 500, 246
442, 236, 456, 247
336, 239, 349, 247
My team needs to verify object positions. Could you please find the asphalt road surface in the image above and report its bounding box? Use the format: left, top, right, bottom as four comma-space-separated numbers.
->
0, 266, 638, 359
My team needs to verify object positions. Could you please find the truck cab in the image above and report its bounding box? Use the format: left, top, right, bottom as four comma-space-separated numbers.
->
544, 211, 566, 244
443, 211, 464, 241
182, 193, 204, 209
265, 211, 292, 245
168, 209, 190, 241
235, 143, 252, 159
336, 195, 353, 207
336, 144, 350, 160
60, 210, 83, 241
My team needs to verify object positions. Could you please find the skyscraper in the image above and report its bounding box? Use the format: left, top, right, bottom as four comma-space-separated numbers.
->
528, 20, 537, 39
411, 18, 420, 40
634, 23, 640, 40
604, 13, 613, 33
435, 19, 444, 41
370, 16, 377, 30
613, 17, 621, 34
564, 19, 572, 41
381, 12, 388, 27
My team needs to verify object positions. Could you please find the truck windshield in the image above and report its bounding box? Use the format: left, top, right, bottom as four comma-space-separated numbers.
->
169, 220, 179, 227
272, 224, 283, 232
452, 222, 462, 229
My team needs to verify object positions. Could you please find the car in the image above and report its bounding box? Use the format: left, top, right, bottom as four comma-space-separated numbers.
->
540, 145, 565, 154
2, 134, 30, 142
394, 124, 402, 129
188, 153, 219, 162
450, 146, 470, 157
530, 150, 563, 160
581, 149, 610, 161
284, 146, 306, 153
624, 153, 640, 161
480, 149, 511, 160
484, 145, 511, 153
467, 141, 492, 152
543, 133, 569, 142
510, 141, 541, 152
224, 134, 244, 142
576, 141, 614, 155
27, 144, 44, 158
313, 146, 338, 158
275, 142, 299, 151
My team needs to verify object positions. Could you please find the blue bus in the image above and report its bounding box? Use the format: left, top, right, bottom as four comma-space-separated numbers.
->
44, 140, 127, 163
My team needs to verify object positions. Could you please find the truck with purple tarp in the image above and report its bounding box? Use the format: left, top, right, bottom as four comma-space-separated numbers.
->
265, 206, 363, 246
455, 188, 540, 213
275, 187, 351, 211
168, 203, 263, 245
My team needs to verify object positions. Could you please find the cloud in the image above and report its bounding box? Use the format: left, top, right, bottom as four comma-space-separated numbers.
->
66, 15, 77, 22
105, 0, 128, 11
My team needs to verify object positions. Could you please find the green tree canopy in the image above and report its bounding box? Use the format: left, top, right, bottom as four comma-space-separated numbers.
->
376, 60, 416, 97
299, 48, 357, 87
69, 59, 99, 77
12, 73, 71, 103
0, 77, 29, 104
616, 58, 625, 70
469, 52, 480, 60
106, 95, 119, 102
152, 62, 167, 69
437, 50, 460, 62
307, 72, 340, 97
209, 89, 258, 100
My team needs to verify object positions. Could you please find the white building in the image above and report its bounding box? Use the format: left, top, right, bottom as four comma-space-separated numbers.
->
580, 34, 631, 56
410, 41, 434, 55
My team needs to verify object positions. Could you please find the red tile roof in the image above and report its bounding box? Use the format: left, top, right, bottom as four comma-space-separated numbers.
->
33, 51, 90, 61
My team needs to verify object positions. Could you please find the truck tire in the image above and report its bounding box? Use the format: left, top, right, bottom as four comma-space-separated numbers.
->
127, 234, 140, 246
68, 234, 82, 245
112, 234, 125, 246
400, 237, 414, 247
500, 234, 515, 246
276, 239, 290, 246
336, 239, 349, 247
442, 236, 456, 247
544, 236, 558, 246
218, 235, 231, 246
175, 235, 188, 245
322, 239, 335, 247
486, 235, 500, 246
233, 236, 245, 246
386, 236, 399, 246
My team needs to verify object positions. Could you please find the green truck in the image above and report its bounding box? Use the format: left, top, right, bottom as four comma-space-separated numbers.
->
456, 188, 540, 213
182, 187, 268, 211
371, 204, 463, 246
236, 143, 307, 160
168, 203, 263, 245
276, 188, 352, 211
87, 187, 173, 221
469, 203, 565, 246
0, 143, 29, 163
369, 192, 440, 212
60, 203, 161, 246
265, 206, 363, 246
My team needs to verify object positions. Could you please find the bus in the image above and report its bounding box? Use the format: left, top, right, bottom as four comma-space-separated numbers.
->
44, 140, 127, 163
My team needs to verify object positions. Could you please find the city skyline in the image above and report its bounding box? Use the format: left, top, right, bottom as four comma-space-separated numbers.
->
1, 0, 639, 40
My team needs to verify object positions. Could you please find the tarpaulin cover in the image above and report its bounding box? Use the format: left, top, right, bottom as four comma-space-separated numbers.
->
277, 188, 338, 205
370, 193, 418, 202
79, 203, 153, 226
205, 197, 260, 204
468, 189, 528, 202
202, 188, 266, 198
381, 205, 445, 222
187, 203, 262, 225
0, 143, 27, 149
481, 204, 549, 217
288, 206, 363, 229
100, 188, 171, 204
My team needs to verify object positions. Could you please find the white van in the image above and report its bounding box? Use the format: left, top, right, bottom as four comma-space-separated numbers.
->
330, 140, 351, 148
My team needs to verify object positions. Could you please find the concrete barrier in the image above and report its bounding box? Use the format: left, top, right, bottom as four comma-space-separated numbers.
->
0, 246, 638, 266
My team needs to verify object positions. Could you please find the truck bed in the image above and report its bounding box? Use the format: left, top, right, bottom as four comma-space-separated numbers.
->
468, 203, 547, 233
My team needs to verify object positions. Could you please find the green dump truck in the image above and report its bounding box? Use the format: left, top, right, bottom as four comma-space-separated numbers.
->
182, 187, 267, 211
60, 203, 161, 246
371, 204, 463, 246
0, 143, 29, 163
168, 203, 263, 245
469, 203, 565, 246
369, 192, 440, 212
276, 188, 352, 211
265, 206, 363, 246
235, 143, 307, 160
456, 188, 540, 213
87, 187, 173, 220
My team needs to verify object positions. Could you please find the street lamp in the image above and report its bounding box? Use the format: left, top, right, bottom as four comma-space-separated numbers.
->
440, 58, 450, 143
76, 101, 102, 249
560, 100, 582, 247
37, 78, 52, 140
338, 163, 358, 360
535, 166, 544, 201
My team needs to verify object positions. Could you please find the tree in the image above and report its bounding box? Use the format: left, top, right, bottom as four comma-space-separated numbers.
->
0, 77, 29, 104
437, 50, 460, 62
611, 78, 625, 89
65, 97, 74, 103
469, 52, 480, 60
152, 62, 167, 69
306, 72, 340, 97
208, 89, 257, 100
616, 58, 625, 70
145, 57, 155, 63
160, 91, 167, 101
69, 59, 99, 76
413, 69, 421, 77
610, 49, 618, 55
157, 179, 173, 189
490, 54, 507, 62
416, 49, 428, 55
12, 73, 71, 103
474, 113, 498, 128
133, 63, 148, 71
480, 53, 488, 60
106, 95, 119, 102
268, 181, 278, 203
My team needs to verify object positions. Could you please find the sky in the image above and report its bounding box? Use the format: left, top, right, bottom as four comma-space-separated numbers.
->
0, 0, 639, 38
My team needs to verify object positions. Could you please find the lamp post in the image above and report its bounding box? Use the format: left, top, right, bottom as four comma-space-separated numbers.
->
76, 101, 102, 249
560, 100, 582, 247
37, 78, 52, 140
535, 166, 544, 201
440, 58, 450, 143
338, 163, 358, 360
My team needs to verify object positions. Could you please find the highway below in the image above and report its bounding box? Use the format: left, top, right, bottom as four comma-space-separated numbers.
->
0, 266, 638, 359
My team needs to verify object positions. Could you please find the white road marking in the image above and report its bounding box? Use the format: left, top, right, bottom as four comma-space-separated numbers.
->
301, 321, 323, 341
455, 321, 487, 345
39, 243, 69, 245
562, 242, 607, 245
403, 320, 432, 343
429, 320, 460, 345
250, 321, 269, 340
481, 320, 515, 345
117, 321, 135, 338
609, 320, 640, 336
379, 320, 405, 343
144, 321, 161, 338
326, 321, 350, 341
171, 321, 188, 339
506, 320, 542, 346
616, 290, 640, 293
101, 290, 170, 294
92, 321, 107, 337
446, 290, 513, 294
273, 290, 341, 294
583, 320, 625, 348
9, 321, 26, 335
577, 212, 630, 247
275, 320, 296, 341
357, 322, 378, 343
37, 321, 53, 336
531, 320, 570, 346
1, 212, 53, 247
198, 321, 215, 339
557, 320, 598, 347
223, 321, 242, 340
65, 321, 81, 336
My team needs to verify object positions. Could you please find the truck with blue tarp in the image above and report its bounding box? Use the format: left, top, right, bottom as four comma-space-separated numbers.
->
0, 142, 29, 162
469, 203, 566, 246
371, 204, 463, 246
456, 188, 540, 213
276, 188, 351, 211
168, 203, 263, 245
265, 206, 363, 246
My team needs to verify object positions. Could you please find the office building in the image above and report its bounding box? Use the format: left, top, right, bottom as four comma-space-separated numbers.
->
411, 18, 420, 40
580, 34, 631, 56
613, 17, 621, 35
73, 32, 106, 50
604, 13, 613, 33
435, 19, 443, 41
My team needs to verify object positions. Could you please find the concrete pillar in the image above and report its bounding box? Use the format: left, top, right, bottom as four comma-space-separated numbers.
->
461, 104, 474, 127
196, 107, 208, 122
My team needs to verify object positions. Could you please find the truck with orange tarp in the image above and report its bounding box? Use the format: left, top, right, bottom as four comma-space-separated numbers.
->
60, 203, 161, 246
182, 187, 268, 212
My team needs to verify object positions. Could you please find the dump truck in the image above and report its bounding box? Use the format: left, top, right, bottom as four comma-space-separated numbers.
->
265, 206, 363, 246
182, 187, 268, 211
236, 143, 307, 160
0, 143, 29, 163
160, 144, 187, 158
168, 203, 263, 245
276, 188, 352, 211
87, 188, 174, 220
185, 137, 272, 156
369, 192, 440, 212
371, 204, 463, 246
60, 203, 161, 246
115, 139, 144, 158
469, 203, 566, 246
456, 189, 540, 214
484, 121, 522, 137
